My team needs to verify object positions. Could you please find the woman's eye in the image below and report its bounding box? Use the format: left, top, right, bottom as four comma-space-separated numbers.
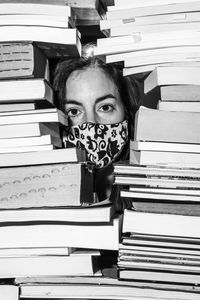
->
99, 104, 114, 112
66, 108, 81, 117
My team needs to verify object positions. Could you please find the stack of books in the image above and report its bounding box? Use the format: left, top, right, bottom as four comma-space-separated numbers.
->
94, 0, 200, 294
95, 0, 200, 76
0, 1, 122, 298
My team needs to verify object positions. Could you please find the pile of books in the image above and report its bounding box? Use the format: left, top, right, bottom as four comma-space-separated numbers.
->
0, 2, 122, 299
94, 0, 200, 296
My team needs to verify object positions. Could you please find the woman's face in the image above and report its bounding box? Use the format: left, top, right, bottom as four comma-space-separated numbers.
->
64, 67, 125, 126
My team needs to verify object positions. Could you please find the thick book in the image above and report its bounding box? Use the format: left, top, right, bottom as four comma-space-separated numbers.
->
0, 78, 53, 105
0, 214, 122, 250
144, 66, 200, 94
123, 209, 200, 238
0, 26, 81, 57
0, 200, 114, 223
0, 122, 60, 139
0, 250, 100, 278
0, 246, 73, 257
134, 106, 200, 144
157, 85, 200, 101
0, 108, 67, 126
0, 148, 85, 167
0, 43, 49, 79
130, 149, 200, 168
0, 162, 94, 208
0, 285, 18, 300
158, 101, 200, 112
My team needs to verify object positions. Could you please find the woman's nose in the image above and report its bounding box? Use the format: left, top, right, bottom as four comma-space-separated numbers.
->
84, 111, 97, 123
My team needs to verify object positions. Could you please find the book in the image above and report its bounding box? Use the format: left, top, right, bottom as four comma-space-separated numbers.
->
0, 148, 85, 167
123, 62, 200, 76
0, 144, 54, 153
0, 122, 60, 139
18, 278, 200, 299
0, 162, 94, 208
0, 78, 53, 105
113, 0, 194, 8
0, 108, 67, 126
0, 250, 100, 278
130, 149, 200, 168
0, 215, 122, 250
0, 14, 70, 28
106, 2, 200, 20
114, 162, 200, 178
123, 209, 200, 238
110, 21, 200, 37
115, 175, 200, 188
0, 2, 71, 16
134, 106, 200, 144
158, 101, 200, 112
0, 285, 18, 300
156, 85, 200, 101
130, 140, 200, 153
144, 66, 200, 94
0, 103, 36, 112
0, 199, 114, 223
119, 269, 200, 285
0, 26, 81, 57
0, 135, 62, 148
94, 34, 200, 56
0, 43, 49, 79
0, 247, 73, 257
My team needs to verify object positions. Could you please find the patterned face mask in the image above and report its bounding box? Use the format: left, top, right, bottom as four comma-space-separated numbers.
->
64, 120, 128, 168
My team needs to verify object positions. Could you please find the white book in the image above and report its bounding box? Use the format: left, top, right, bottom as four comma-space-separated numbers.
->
114, 0, 194, 9
130, 140, 200, 153
158, 101, 200, 112
129, 187, 200, 195
0, 79, 53, 103
0, 108, 67, 126
0, 14, 69, 27
0, 200, 114, 223
0, 215, 122, 250
0, 26, 81, 57
106, 2, 200, 20
115, 175, 200, 189
94, 34, 200, 56
121, 190, 200, 202
0, 247, 73, 257
0, 285, 18, 300
0, 251, 100, 278
0, 144, 54, 153
110, 21, 200, 37
130, 149, 200, 168
0, 3, 71, 16
0, 103, 36, 112
0, 123, 60, 139
19, 281, 200, 300
144, 66, 200, 93
0, 135, 61, 148
0, 148, 85, 167
123, 209, 200, 238
107, 46, 200, 64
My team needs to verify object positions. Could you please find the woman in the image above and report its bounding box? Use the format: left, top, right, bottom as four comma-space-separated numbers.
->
53, 50, 139, 201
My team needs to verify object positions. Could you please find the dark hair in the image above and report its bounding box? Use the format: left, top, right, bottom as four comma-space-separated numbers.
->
53, 54, 140, 139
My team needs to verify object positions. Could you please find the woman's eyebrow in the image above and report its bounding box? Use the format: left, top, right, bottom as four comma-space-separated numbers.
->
96, 94, 116, 103
65, 100, 83, 106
